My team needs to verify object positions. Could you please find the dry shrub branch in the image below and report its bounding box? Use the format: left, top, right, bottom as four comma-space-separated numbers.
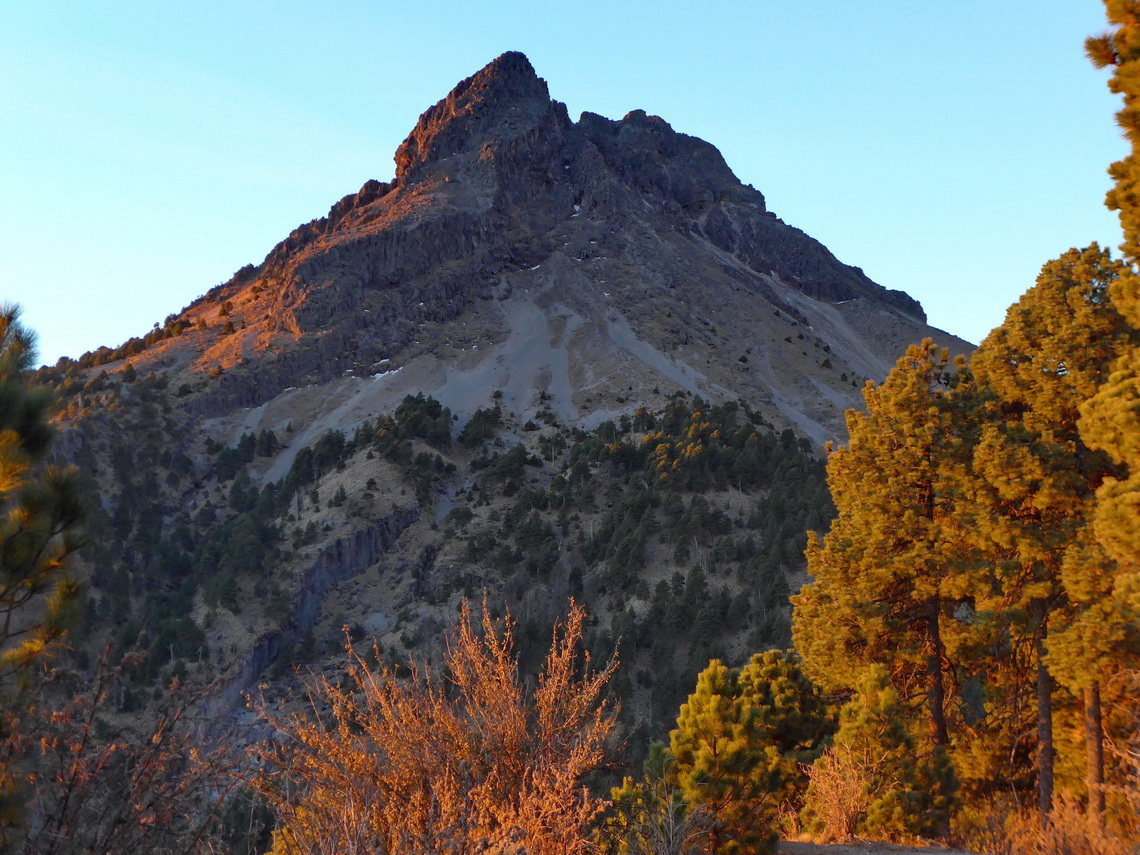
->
1105, 669, 1140, 830
966, 795, 1131, 855
800, 745, 874, 843
252, 597, 618, 855
1, 650, 245, 854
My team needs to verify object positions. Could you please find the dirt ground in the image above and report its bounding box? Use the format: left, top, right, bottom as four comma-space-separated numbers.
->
780, 842, 976, 855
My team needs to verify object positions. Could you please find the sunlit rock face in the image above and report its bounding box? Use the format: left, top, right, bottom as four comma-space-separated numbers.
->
138, 49, 961, 442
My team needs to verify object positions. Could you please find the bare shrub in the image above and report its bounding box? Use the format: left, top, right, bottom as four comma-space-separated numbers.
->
800, 744, 873, 842
965, 795, 1130, 855
252, 597, 618, 855
1105, 669, 1140, 836
1, 651, 244, 854
603, 776, 714, 855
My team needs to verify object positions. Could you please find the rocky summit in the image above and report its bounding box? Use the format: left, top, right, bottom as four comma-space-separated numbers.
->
95, 50, 964, 445
43, 52, 970, 740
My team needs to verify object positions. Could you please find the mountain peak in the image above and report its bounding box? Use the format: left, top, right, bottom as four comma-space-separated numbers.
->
394, 51, 557, 181
110, 51, 958, 438
50, 50, 975, 758
476, 50, 544, 93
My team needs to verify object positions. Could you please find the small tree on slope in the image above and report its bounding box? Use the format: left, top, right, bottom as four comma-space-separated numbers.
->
666, 650, 832, 855
802, 666, 956, 843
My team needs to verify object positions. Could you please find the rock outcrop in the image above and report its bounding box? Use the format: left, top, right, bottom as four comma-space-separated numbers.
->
146, 50, 960, 436
221, 506, 419, 708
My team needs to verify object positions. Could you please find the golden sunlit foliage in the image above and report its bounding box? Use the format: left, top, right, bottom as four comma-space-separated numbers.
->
966, 244, 1136, 818
793, 339, 965, 751
0, 304, 84, 831
1081, 2, 1140, 624
792, 244, 1140, 845
252, 598, 617, 855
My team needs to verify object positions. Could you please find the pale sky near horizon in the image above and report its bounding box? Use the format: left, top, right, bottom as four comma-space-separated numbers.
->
1, 1, 1127, 367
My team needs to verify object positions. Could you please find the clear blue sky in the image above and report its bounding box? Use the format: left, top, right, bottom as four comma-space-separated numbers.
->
2, 1, 1126, 366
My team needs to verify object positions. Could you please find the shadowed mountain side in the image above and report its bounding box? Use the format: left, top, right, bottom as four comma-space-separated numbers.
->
93, 50, 964, 443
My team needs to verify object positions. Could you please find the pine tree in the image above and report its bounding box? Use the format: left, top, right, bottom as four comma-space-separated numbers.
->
0, 304, 84, 826
966, 244, 1135, 816
801, 666, 956, 841
792, 340, 966, 750
606, 748, 714, 855
0, 306, 84, 676
667, 650, 831, 854
1082, 4, 1140, 617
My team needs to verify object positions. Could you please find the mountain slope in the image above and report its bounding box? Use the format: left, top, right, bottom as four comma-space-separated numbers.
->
70, 51, 966, 445
40, 52, 971, 753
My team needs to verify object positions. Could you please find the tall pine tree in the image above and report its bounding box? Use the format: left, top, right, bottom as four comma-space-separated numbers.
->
1082, 2, 1140, 613
966, 244, 1134, 816
793, 340, 966, 751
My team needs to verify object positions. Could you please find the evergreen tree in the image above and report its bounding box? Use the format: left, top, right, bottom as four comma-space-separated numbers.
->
801, 666, 956, 841
966, 245, 1134, 815
0, 305, 84, 825
0, 306, 84, 676
1082, 4, 1140, 616
606, 748, 714, 855
667, 651, 831, 854
792, 340, 965, 750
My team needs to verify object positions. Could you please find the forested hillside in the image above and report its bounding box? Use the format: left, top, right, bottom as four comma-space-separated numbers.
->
35, 371, 830, 757
3, 5, 1140, 853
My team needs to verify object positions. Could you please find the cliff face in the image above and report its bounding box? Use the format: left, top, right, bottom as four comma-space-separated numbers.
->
395, 51, 567, 182
220, 506, 418, 708
130, 50, 961, 440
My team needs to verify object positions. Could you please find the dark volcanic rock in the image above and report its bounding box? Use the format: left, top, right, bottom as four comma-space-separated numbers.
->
220, 506, 419, 708
578, 109, 764, 214
169, 49, 934, 418
395, 51, 566, 182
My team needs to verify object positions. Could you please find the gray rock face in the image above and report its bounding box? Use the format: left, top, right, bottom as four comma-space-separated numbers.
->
221, 505, 419, 708
395, 51, 564, 182
577, 109, 765, 214
160, 50, 959, 434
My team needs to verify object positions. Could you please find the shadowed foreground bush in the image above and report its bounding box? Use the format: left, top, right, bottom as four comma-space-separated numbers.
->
252, 598, 617, 855
2, 652, 243, 854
